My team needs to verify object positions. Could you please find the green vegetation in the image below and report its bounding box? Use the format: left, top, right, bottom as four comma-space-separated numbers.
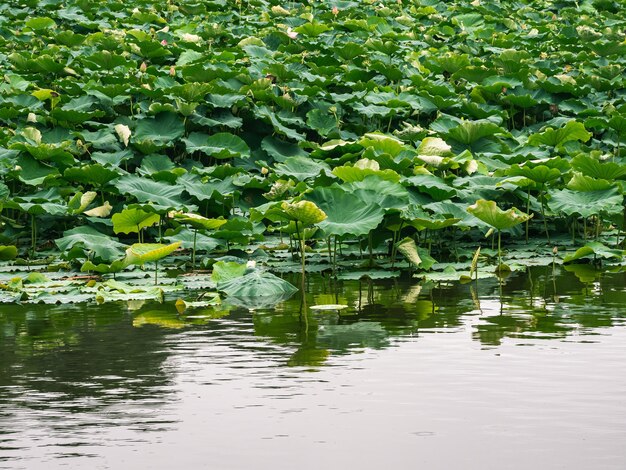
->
2, 0, 626, 304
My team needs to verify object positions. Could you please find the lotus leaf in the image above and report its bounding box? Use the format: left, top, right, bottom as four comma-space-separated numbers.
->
566, 173, 614, 192
211, 261, 248, 284
563, 242, 626, 263
217, 270, 298, 300
548, 189, 623, 218
115, 175, 195, 211
306, 187, 384, 237
571, 154, 626, 180
528, 121, 592, 147
124, 242, 182, 266
281, 200, 327, 225
274, 156, 331, 181
56, 226, 126, 262
467, 200, 532, 231
182, 132, 250, 159
171, 213, 227, 231
0, 246, 18, 261
112, 208, 160, 235
133, 113, 185, 152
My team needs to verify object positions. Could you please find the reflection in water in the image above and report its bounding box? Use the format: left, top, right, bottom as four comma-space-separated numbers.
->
1, 266, 626, 468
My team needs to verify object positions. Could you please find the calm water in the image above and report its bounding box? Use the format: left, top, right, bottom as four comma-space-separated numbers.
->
1, 266, 626, 469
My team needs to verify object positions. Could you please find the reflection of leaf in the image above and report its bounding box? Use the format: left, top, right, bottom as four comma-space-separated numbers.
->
317, 322, 389, 351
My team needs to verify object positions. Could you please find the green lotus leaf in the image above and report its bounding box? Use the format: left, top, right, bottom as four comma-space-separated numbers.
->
217, 270, 298, 299
563, 241, 626, 263
507, 164, 561, 185
179, 173, 237, 202
447, 119, 506, 145
171, 213, 227, 231
81, 259, 128, 274
14, 154, 59, 185
124, 242, 182, 266
182, 132, 250, 159
467, 199, 532, 231
333, 165, 401, 183
56, 226, 127, 262
112, 208, 160, 234
358, 133, 406, 157
281, 200, 327, 225
133, 113, 185, 152
115, 175, 195, 210
64, 164, 121, 187
571, 154, 626, 180
25, 17, 56, 30
406, 217, 460, 231
608, 115, 626, 134
274, 156, 331, 181
211, 261, 248, 284
307, 109, 337, 137
406, 175, 456, 201
0, 245, 18, 261
548, 188, 623, 218
528, 120, 592, 147
566, 173, 614, 192
294, 22, 330, 36
306, 187, 384, 237
261, 136, 307, 162
344, 176, 410, 211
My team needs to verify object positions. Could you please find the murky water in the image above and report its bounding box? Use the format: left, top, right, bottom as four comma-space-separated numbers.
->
1, 266, 626, 469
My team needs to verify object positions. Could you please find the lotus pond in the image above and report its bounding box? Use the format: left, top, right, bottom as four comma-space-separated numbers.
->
1, 267, 626, 469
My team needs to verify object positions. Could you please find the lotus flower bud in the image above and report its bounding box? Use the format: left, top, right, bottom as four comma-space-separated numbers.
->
139, 61, 147, 72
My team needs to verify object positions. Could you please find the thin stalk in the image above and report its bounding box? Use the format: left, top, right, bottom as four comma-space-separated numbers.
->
368, 231, 373, 267
525, 188, 531, 243
326, 237, 333, 274
540, 185, 550, 243
155, 260, 158, 286
295, 220, 306, 282
31, 214, 36, 256
192, 228, 197, 270
498, 230, 502, 269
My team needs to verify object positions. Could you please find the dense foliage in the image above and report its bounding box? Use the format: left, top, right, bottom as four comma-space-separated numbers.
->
2, 0, 626, 303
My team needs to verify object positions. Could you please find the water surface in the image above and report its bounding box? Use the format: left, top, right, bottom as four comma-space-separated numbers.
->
1, 266, 625, 469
